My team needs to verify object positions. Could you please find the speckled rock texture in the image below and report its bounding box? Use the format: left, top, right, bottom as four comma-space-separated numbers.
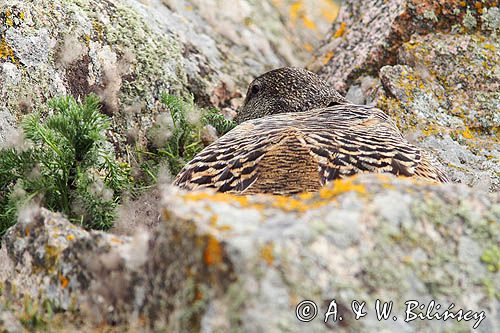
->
1, 175, 499, 331
0, 304, 23, 333
312, 0, 499, 191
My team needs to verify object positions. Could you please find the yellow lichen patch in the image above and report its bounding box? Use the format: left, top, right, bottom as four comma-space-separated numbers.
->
303, 42, 314, 52
461, 127, 474, 139
375, 173, 395, 184
204, 235, 223, 266
66, 234, 75, 241
271, 195, 310, 212
84, 34, 91, 46
322, 50, 334, 65
59, 274, 69, 288
421, 124, 442, 137
333, 22, 347, 38
0, 37, 16, 62
474, 2, 483, 13
260, 242, 274, 266
401, 255, 413, 264
298, 191, 314, 200
318, 178, 367, 200
209, 214, 218, 226
19, 11, 25, 20
483, 44, 496, 51
302, 15, 317, 31
92, 21, 104, 41
289, 1, 303, 24
110, 236, 124, 244
321, 2, 340, 22
218, 225, 233, 232
183, 191, 251, 208
24, 227, 30, 236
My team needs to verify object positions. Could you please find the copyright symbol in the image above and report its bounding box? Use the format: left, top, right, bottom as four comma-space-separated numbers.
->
295, 300, 318, 322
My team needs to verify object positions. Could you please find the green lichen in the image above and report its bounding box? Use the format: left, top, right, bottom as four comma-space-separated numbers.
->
423, 10, 438, 22
463, 9, 478, 29
480, 247, 500, 273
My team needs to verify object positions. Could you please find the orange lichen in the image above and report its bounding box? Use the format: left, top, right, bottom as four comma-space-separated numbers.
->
290, 1, 303, 24
183, 191, 252, 208
461, 127, 474, 139
6, 12, 13, 27
321, 3, 340, 22
271, 195, 309, 212
183, 177, 372, 215
483, 44, 496, 51
303, 43, 314, 52
0, 37, 16, 62
302, 15, 317, 30
333, 22, 347, 38
318, 178, 367, 199
474, 2, 483, 13
66, 234, 75, 241
209, 214, 218, 226
110, 236, 124, 244
92, 21, 104, 41
322, 51, 334, 65
195, 290, 203, 301
260, 242, 274, 266
204, 235, 223, 266
59, 274, 69, 288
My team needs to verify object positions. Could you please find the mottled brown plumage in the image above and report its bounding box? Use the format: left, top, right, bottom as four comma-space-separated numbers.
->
174, 67, 448, 194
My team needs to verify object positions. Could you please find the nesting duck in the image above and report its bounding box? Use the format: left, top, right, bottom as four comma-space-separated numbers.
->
174, 67, 448, 195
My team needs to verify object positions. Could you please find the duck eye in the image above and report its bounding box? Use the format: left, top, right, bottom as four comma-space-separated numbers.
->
250, 83, 261, 96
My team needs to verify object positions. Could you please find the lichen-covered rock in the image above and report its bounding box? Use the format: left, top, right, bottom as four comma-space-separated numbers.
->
311, 0, 499, 92
0, 0, 339, 149
0, 304, 23, 333
1, 175, 498, 331
312, 0, 499, 190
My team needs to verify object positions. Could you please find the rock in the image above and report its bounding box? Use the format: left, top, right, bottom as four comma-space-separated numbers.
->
0, 304, 24, 333
1, 175, 498, 331
312, 0, 499, 190
0, 0, 339, 148
311, 0, 499, 92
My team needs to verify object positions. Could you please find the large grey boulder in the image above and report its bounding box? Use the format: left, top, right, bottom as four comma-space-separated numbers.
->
1, 175, 498, 331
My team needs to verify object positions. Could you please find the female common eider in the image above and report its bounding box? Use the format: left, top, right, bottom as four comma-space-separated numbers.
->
174, 67, 448, 195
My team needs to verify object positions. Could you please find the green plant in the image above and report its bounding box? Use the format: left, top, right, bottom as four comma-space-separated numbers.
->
0, 94, 131, 236
147, 93, 236, 176
19, 296, 54, 330
480, 247, 499, 273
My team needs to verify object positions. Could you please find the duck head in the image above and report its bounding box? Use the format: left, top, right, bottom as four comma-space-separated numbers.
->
235, 67, 348, 123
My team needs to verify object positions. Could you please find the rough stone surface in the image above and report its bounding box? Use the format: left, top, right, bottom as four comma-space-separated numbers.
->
0, 304, 24, 333
312, 0, 499, 92
0, 0, 338, 149
313, 0, 499, 191
1, 175, 499, 331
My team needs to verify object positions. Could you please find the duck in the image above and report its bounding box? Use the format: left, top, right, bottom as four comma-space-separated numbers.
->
174, 67, 448, 195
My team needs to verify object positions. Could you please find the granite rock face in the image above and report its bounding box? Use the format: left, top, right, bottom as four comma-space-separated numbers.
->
313, 0, 499, 191
0, 0, 337, 149
1, 176, 499, 331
